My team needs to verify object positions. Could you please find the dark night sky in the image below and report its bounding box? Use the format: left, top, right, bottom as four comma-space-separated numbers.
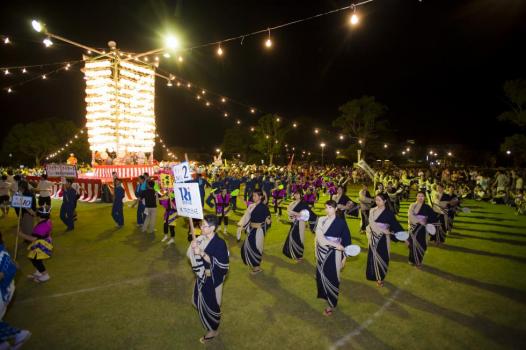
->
1, 0, 525, 153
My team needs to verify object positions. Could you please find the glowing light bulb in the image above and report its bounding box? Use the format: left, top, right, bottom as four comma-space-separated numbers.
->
178, 56, 184, 62
276, 117, 280, 122
250, 127, 255, 132
314, 128, 319, 134
384, 144, 388, 148
293, 123, 297, 128
167, 81, 173, 87
221, 97, 226, 103
4, 69, 9, 75
42, 74, 47, 79
22, 68, 27, 73
506, 150, 511, 155
187, 83, 191, 88
265, 38, 272, 48
165, 36, 181, 50
43, 37, 53, 47
3, 37, 10, 44
206, 101, 210, 106
237, 120, 241, 125
350, 13, 359, 25
339, 135, 344, 140
224, 113, 228, 117
250, 108, 255, 114
7, 88, 12, 93
217, 45, 223, 56
31, 20, 43, 32
163, 53, 171, 58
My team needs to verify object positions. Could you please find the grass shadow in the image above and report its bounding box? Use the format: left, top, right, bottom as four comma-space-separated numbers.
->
449, 232, 526, 246
395, 287, 526, 348
422, 265, 526, 305
454, 226, 526, 239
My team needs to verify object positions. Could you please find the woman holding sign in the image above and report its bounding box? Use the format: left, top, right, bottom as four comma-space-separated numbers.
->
407, 191, 437, 268
237, 190, 271, 274
366, 193, 405, 287
187, 214, 229, 344
315, 200, 354, 316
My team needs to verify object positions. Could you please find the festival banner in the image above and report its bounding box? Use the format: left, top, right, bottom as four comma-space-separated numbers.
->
173, 182, 203, 219
46, 163, 78, 178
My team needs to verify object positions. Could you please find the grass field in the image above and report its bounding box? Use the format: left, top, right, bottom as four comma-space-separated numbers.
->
2, 186, 526, 350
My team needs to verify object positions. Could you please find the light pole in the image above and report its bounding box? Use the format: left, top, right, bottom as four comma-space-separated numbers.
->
320, 142, 326, 166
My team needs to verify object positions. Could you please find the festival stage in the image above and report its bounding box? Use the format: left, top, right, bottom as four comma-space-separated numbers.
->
27, 165, 156, 203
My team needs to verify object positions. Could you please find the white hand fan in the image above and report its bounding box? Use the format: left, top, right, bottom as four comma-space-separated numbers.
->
425, 224, 436, 235
298, 209, 310, 222
394, 231, 409, 241
344, 244, 361, 257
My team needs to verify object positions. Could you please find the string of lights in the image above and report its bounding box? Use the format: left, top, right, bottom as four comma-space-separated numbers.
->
0, 58, 83, 71
4, 61, 80, 93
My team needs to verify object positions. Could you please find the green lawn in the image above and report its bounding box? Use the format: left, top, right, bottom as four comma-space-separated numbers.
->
2, 187, 526, 349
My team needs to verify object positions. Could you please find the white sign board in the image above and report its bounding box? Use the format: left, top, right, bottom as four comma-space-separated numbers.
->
173, 182, 203, 219
46, 164, 77, 178
172, 161, 192, 183
11, 194, 33, 209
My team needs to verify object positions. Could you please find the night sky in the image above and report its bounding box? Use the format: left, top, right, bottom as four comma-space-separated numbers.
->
1, 0, 525, 153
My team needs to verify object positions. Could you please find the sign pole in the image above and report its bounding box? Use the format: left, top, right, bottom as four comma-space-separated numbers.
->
185, 153, 196, 241
14, 211, 21, 260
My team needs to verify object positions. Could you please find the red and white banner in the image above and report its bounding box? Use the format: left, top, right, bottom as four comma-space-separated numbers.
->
94, 165, 155, 179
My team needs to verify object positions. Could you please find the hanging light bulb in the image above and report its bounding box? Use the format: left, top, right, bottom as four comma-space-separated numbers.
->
265, 28, 272, 48
217, 43, 223, 56
237, 120, 241, 125
43, 37, 53, 47
178, 55, 184, 62
339, 134, 344, 140
349, 5, 359, 26
292, 123, 297, 128
3, 37, 10, 44
206, 101, 211, 106
250, 108, 256, 114
7, 88, 12, 93
4, 69, 9, 75
42, 74, 47, 79
22, 68, 27, 73
224, 112, 229, 117
65, 63, 71, 70
314, 128, 319, 134
167, 81, 173, 87
221, 97, 226, 103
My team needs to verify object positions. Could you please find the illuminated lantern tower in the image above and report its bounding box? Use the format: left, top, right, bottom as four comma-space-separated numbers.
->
84, 41, 156, 165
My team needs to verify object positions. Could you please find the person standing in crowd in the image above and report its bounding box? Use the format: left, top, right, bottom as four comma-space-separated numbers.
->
112, 179, 124, 228
17, 206, 53, 283
194, 173, 210, 208
228, 176, 241, 212
214, 188, 231, 235
282, 190, 314, 261
60, 179, 76, 232
0, 232, 32, 348
134, 176, 146, 227
36, 174, 53, 207
187, 214, 229, 344
17, 181, 36, 236
331, 185, 357, 218
358, 184, 374, 234
0, 176, 10, 218
237, 190, 271, 274
366, 193, 404, 287
139, 180, 158, 234
407, 191, 437, 268
159, 191, 177, 245
315, 200, 352, 316
430, 184, 450, 245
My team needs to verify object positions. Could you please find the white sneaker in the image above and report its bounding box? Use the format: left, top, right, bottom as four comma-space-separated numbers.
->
161, 235, 169, 242
12, 330, 31, 349
166, 238, 175, 245
34, 273, 50, 283
27, 271, 42, 279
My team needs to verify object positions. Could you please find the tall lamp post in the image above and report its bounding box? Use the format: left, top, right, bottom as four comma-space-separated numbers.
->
320, 142, 326, 166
